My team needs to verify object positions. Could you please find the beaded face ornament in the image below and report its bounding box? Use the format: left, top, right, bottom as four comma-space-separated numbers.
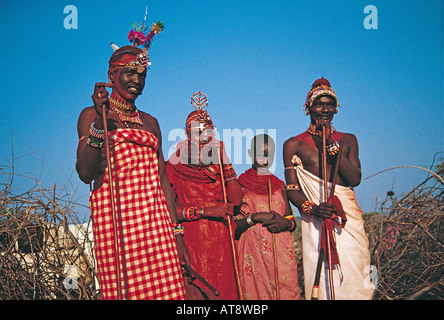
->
186, 91, 215, 134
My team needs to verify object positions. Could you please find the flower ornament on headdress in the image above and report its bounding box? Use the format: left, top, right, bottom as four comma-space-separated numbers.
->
110, 6, 164, 73
303, 77, 341, 115
186, 91, 215, 134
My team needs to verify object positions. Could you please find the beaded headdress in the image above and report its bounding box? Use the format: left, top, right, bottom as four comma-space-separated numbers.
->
185, 91, 215, 133
303, 77, 341, 115
109, 6, 164, 73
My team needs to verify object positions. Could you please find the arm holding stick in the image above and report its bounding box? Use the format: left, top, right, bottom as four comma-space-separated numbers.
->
76, 82, 113, 184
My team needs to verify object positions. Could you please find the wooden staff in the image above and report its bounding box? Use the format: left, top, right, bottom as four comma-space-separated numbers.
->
102, 103, 123, 300
183, 264, 220, 297
217, 147, 243, 300
325, 139, 344, 300
322, 125, 336, 298
311, 124, 329, 300
268, 179, 280, 300
322, 125, 329, 204
311, 130, 344, 300
311, 248, 324, 300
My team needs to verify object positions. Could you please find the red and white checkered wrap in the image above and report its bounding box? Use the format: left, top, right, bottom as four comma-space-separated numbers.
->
91, 128, 186, 300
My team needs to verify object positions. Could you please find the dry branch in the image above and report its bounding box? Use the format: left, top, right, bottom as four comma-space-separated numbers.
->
365, 161, 443, 300
0, 169, 98, 300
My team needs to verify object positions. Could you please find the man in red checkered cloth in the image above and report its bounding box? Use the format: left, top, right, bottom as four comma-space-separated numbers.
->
76, 40, 188, 299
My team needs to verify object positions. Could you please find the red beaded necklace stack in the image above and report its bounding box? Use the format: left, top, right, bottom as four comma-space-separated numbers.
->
109, 93, 143, 127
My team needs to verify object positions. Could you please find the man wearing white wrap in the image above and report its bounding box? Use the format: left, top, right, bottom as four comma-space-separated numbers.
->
283, 77, 374, 300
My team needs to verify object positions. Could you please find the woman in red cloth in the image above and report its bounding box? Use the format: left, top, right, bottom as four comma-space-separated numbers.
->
76, 20, 187, 300
166, 91, 242, 300
234, 134, 301, 300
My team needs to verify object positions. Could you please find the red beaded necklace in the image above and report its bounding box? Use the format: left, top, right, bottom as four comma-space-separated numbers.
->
109, 94, 143, 127
306, 123, 335, 136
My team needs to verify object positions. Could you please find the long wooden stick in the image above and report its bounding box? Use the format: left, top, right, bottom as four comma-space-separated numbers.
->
268, 179, 280, 300
217, 147, 243, 300
322, 125, 334, 299
311, 124, 329, 300
102, 104, 123, 300
311, 249, 324, 300
311, 129, 344, 300
325, 139, 344, 300
322, 125, 329, 203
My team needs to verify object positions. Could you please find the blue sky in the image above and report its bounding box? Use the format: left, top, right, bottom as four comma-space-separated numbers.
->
0, 0, 442, 220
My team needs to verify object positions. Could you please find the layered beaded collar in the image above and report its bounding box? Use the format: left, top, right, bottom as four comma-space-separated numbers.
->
109, 93, 143, 126
109, 93, 136, 111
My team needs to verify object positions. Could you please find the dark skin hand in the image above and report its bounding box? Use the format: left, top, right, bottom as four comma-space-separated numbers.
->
176, 201, 236, 222
234, 185, 294, 239
283, 95, 362, 219
75, 63, 190, 267
254, 210, 292, 233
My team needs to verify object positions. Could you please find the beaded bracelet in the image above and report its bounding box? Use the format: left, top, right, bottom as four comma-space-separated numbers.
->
285, 215, 296, 231
89, 122, 106, 139
172, 223, 184, 236
301, 200, 315, 215
182, 206, 201, 221
326, 141, 340, 156
86, 135, 104, 149
223, 164, 237, 181
286, 184, 301, 191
